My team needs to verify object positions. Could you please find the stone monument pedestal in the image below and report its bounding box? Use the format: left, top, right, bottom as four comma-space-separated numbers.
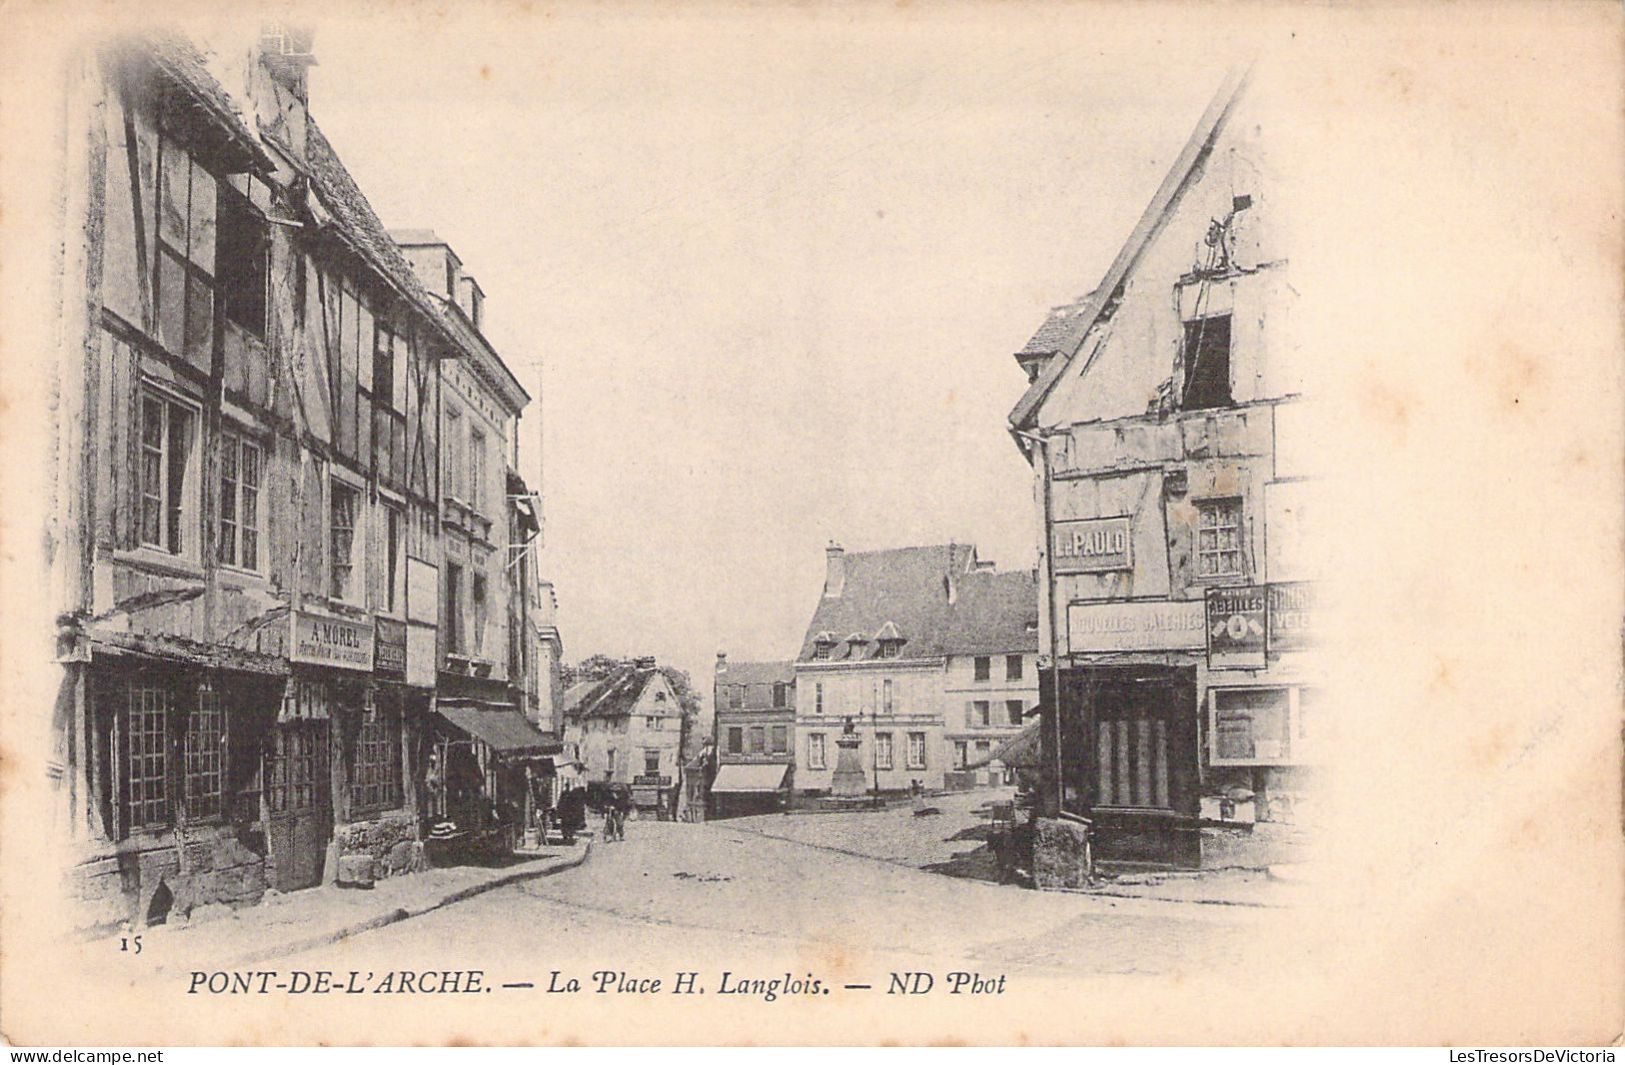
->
829, 731, 868, 798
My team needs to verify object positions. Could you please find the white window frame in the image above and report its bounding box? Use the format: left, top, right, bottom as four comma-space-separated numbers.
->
906, 731, 927, 770
973, 656, 991, 682
382, 500, 405, 616
1207, 685, 1305, 766
138, 386, 201, 559
443, 405, 463, 501
328, 475, 364, 605
1196, 497, 1245, 580
217, 426, 263, 573
807, 732, 827, 770
874, 731, 893, 770
953, 740, 968, 769
468, 426, 486, 514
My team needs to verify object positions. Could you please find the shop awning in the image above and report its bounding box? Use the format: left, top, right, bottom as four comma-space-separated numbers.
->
968, 721, 1043, 770
436, 702, 562, 756
710, 763, 790, 793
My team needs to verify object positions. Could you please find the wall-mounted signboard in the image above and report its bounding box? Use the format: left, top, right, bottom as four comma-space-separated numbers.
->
1051, 516, 1133, 574
1206, 585, 1267, 669
290, 610, 375, 672
1066, 600, 1205, 653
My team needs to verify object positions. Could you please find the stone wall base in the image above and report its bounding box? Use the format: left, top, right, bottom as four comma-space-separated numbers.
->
326, 810, 424, 885
69, 828, 269, 932
1031, 817, 1093, 890
1199, 821, 1311, 869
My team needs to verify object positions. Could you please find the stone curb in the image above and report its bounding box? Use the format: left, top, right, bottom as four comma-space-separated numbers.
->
165, 838, 595, 973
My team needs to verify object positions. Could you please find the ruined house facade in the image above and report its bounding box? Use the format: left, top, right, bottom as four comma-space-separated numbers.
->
1008, 71, 1319, 869
47, 30, 552, 928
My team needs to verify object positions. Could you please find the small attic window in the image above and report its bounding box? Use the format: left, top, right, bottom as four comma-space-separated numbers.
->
812, 633, 836, 660
873, 620, 904, 659
1181, 313, 1233, 411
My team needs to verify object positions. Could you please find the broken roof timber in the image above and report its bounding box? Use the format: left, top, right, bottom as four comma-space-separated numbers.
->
1007, 65, 1251, 442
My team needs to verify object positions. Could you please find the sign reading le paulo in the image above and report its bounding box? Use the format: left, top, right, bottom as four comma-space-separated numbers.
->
1051, 516, 1133, 574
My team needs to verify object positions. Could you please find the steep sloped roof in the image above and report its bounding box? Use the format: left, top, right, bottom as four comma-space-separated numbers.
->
564, 667, 669, 720
305, 119, 456, 346
137, 32, 274, 176
944, 569, 1039, 655
1008, 67, 1250, 436
796, 544, 976, 663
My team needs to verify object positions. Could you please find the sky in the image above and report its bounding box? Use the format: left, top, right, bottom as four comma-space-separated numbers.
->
304, 5, 1237, 701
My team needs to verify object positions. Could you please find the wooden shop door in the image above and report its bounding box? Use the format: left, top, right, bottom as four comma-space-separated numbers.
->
266, 720, 332, 891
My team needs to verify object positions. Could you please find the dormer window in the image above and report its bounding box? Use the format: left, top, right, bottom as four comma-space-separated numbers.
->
812, 632, 836, 661
845, 633, 867, 655
873, 621, 904, 659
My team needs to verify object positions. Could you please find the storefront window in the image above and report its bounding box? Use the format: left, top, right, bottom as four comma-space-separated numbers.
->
351, 694, 402, 813
1212, 688, 1291, 763
184, 684, 224, 821
125, 678, 174, 831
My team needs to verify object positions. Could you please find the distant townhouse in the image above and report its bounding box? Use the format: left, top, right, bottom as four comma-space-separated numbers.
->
1006, 71, 1316, 870
791, 543, 1037, 799
709, 656, 794, 817
942, 568, 1040, 786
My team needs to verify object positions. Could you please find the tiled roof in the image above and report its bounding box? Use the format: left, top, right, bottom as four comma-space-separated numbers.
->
1020, 295, 1096, 357
563, 667, 666, 720
795, 544, 976, 663
139, 32, 272, 175
304, 119, 455, 344
944, 569, 1039, 655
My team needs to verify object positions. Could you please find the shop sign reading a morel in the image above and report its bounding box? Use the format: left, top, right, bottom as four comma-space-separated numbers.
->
1067, 600, 1206, 652
290, 610, 375, 672
1051, 516, 1133, 574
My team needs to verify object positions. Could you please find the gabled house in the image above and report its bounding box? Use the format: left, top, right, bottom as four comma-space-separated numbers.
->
1007, 69, 1317, 870
560, 659, 685, 813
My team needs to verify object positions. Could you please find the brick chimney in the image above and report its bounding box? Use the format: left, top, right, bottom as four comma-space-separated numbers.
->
823, 542, 846, 599
456, 274, 485, 332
